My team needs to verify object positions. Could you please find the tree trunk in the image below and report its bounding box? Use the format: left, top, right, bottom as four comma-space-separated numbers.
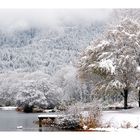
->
138, 90, 140, 107
124, 89, 128, 109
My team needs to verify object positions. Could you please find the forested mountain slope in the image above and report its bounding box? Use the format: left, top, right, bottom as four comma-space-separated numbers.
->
0, 10, 110, 107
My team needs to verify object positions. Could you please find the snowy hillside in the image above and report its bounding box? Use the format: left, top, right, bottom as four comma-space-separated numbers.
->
0, 23, 103, 74
0, 9, 110, 107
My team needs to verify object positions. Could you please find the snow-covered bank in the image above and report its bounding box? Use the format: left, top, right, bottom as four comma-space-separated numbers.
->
89, 127, 140, 132
101, 108, 140, 130
0, 106, 17, 110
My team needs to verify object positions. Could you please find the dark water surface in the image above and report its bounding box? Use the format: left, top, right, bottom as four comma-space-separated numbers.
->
0, 110, 61, 131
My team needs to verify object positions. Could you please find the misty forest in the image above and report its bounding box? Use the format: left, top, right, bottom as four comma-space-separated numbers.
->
1, 9, 140, 131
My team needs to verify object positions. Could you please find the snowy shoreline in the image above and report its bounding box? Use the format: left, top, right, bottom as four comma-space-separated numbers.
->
100, 107, 140, 131
0, 106, 17, 110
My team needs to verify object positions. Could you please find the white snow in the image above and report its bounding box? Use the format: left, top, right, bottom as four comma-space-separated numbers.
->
99, 59, 115, 74
38, 114, 64, 118
89, 127, 140, 132
97, 40, 109, 48
88, 59, 115, 74
16, 126, 23, 129
0, 106, 17, 110
43, 109, 54, 113
101, 108, 140, 131
137, 66, 140, 72
83, 125, 88, 130
109, 79, 125, 89
80, 111, 89, 118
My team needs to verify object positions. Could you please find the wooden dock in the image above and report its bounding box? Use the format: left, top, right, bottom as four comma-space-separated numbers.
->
38, 114, 64, 127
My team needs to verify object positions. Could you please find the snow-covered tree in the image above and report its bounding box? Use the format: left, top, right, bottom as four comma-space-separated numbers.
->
52, 65, 92, 104
79, 18, 140, 109
16, 81, 47, 107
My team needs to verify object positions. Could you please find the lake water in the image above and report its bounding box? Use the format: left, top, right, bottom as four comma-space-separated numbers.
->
0, 110, 61, 131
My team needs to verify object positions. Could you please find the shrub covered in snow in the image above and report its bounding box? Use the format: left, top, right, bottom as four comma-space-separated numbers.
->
56, 102, 101, 130
56, 116, 81, 130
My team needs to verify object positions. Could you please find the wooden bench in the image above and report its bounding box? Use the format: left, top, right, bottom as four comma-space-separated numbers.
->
38, 114, 64, 127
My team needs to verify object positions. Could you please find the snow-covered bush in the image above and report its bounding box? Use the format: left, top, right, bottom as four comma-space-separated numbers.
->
57, 101, 101, 130
56, 116, 81, 130
16, 81, 48, 107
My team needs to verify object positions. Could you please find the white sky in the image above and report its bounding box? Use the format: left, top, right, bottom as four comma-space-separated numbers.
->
0, 9, 112, 30
0, 0, 139, 8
